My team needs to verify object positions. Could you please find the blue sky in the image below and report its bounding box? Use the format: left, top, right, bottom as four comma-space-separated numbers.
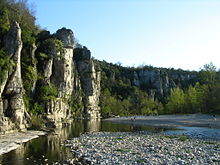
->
28, 0, 220, 71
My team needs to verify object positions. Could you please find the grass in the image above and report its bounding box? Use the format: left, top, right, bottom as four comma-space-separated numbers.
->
164, 135, 178, 139
164, 135, 189, 141
30, 115, 45, 130
137, 159, 145, 163
179, 135, 189, 141
114, 148, 130, 153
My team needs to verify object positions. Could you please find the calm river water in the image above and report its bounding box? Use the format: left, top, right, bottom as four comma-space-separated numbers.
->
0, 119, 219, 165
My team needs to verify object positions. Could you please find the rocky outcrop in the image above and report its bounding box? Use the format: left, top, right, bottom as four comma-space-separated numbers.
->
133, 68, 197, 101
133, 69, 175, 99
0, 22, 27, 132
74, 46, 101, 119
37, 28, 101, 126
41, 28, 76, 125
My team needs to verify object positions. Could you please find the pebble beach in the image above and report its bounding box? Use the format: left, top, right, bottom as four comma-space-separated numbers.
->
64, 132, 220, 165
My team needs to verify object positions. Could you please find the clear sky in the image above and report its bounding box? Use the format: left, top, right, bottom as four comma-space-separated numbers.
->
28, 0, 220, 71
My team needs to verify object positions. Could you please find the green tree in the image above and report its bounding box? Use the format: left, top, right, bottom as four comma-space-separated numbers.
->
7, 0, 38, 44
199, 62, 217, 85
184, 85, 200, 113
166, 87, 185, 113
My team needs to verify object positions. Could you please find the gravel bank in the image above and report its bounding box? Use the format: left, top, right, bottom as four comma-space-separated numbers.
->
105, 114, 220, 129
65, 132, 220, 165
0, 131, 45, 155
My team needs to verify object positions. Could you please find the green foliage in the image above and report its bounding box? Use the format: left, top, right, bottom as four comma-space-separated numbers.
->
131, 88, 163, 115
22, 63, 37, 93
165, 63, 220, 114
178, 135, 189, 142
69, 95, 84, 117
166, 87, 185, 113
36, 38, 65, 71
199, 62, 217, 85
39, 52, 48, 59
30, 115, 45, 130
100, 85, 163, 117
31, 102, 44, 115
38, 38, 64, 56
37, 84, 58, 102
0, 49, 14, 84
6, 0, 38, 44
0, 0, 10, 43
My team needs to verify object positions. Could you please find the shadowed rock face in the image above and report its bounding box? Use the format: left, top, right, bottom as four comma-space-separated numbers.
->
40, 27, 101, 125
0, 22, 27, 132
0, 25, 101, 132
133, 68, 196, 101
41, 28, 76, 125
133, 69, 175, 98
74, 47, 101, 119
55, 28, 75, 48
53, 28, 101, 119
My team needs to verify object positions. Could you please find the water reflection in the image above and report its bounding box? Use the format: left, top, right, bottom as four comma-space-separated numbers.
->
0, 119, 101, 165
0, 119, 195, 165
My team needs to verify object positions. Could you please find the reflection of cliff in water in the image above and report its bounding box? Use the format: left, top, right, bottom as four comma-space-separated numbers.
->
0, 119, 171, 165
2, 118, 218, 164
84, 119, 101, 132
0, 119, 102, 165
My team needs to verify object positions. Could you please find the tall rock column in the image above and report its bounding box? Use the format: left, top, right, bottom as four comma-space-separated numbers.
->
2, 22, 26, 130
43, 28, 76, 124
52, 28, 75, 97
74, 46, 101, 119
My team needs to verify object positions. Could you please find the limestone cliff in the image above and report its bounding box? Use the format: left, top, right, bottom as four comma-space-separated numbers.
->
74, 46, 101, 119
34, 28, 75, 126
133, 68, 197, 100
0, 22, 27, 132
0, 24, 102, 132
133, 69, 175, 99
36, 28, 101, 126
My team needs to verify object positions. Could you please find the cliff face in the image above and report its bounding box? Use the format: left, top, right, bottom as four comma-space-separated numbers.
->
43, 28, 75, 125
0, 25, 101, 132
0, 22, 27, 132
36, 28, 101, 126
133, 69, 174, 99
133, 68, 197, 100
74, 46, 101, 119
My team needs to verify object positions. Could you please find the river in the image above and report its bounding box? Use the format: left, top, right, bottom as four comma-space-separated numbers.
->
0, 119, 219, 165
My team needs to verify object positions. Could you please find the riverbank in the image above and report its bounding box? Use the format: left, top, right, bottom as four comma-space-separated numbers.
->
65, 132, 220, 164
105, 114, 220, 129
0, 131, 45, 155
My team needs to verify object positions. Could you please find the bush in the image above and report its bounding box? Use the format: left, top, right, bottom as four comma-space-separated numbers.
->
37, 84, 58, 102
0, 49, 14, 84
31, 102, 44, 115
30, 115, 45, 130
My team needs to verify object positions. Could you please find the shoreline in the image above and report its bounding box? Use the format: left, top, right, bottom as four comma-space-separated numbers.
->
105, 114, 220, 129
0, 130, 46, 155
65, 132, 220, 164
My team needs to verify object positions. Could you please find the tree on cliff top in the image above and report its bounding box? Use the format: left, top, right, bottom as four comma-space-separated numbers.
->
0, 0, 38, 45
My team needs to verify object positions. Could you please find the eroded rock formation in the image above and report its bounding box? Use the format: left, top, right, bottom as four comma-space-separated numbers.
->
133, 69, 175, 99
133, 68, 197, 101
36, 28, 101, 127
0, 24, 102, 132
0, 22, 27, 132
74, 46, 101, 119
